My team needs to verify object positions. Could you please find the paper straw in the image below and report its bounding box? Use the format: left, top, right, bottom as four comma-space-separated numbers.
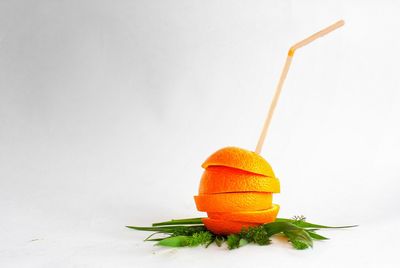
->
255, 20, 345, 154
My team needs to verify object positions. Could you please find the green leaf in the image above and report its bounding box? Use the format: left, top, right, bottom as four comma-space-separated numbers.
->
227, 234, 241, 250
262, 222, 301, 236
144, 232, 162, 241
239, 238, 248, 247
291, 240, 310, 250
205, 237, 215, 248
144, 238, 165, 241
126, 225, 193, 233
215, 236, 225, 247
276, 218, 357, 229
126, 226, 174, 232
157, 236, 190, 247
154, 231, 214, 248
284, 229, 313, 250
306, 231, 329, 240
126, 225, 207, 236
152, 218, 203, 226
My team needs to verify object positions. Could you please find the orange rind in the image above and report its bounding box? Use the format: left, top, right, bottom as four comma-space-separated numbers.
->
207, 204, 280, 223
201, 147, 275, 177
194, 192, 273, 212
202, 218, 259, 235
199, 166, 280, 194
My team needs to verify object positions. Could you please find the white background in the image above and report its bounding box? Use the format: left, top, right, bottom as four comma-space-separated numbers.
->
1, 0, 399, 267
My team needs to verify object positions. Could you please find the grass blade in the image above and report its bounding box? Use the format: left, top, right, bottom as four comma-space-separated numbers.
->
145, 238, 165, 242
126, 226, 175, 233
152, 218, 204, 226
276, 218, 357, 229
262, 222, 301, 236
306, 231, 329, 240
144, 232, 162, 241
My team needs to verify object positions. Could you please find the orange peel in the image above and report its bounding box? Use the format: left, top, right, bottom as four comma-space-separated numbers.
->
207, 204, 280, 223
199, 166, 280, 194
202, 218, 259, 235
194, 192, 273, 212
201, 147, 275, 177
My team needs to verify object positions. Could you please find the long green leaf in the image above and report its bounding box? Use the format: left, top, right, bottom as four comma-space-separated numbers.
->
276, 218, 357, 229
145, 238, 165, 242
284, 229, 313, 250
306, 231, 329, 240
126, 225, 206, 237
126, 225, 204, 231
126, 226, 177, 233
262, 222, 302, 236
152, 218, 203, 226
144, 232, 162, 241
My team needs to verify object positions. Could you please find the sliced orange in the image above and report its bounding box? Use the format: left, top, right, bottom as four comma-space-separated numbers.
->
199, 166, 280, 194
194, 192, 272, 212
202, 218, 260, 235
201, 147, 275, 177
207, 204, 280, 223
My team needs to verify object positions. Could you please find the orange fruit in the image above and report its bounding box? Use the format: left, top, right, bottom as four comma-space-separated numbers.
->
195, 146, 280, 234
202, 218, 259, 235
201, 147, 275, 177
194, 192, 272, 212
199, 166, 280, 194
207, 204, 280, 223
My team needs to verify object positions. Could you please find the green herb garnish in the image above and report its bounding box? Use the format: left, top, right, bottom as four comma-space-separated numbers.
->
127, 216, 356, 250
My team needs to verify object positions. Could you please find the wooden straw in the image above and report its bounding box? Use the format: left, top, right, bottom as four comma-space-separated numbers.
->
255, 20, 344, 154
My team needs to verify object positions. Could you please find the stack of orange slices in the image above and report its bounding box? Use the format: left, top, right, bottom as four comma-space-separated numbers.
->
194, 147, 280, 235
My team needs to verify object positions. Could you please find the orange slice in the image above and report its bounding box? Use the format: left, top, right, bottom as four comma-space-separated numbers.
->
202, 218, 259, 235
194, 192, 272, 212
207, 204, 280, 223
201, 147, 275, 177
199, 166, 280, 194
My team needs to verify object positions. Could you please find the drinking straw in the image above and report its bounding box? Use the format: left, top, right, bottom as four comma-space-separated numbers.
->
255, 20, 345, 154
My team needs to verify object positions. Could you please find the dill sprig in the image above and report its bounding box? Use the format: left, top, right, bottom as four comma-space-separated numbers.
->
239, 226, 271, 246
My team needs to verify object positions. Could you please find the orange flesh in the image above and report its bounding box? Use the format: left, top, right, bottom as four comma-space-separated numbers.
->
207, 204, 280, 223
199, 166, 280, 194
194, 192, 273, 212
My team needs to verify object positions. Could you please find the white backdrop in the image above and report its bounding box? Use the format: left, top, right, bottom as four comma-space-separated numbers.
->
1, 0, 399, 267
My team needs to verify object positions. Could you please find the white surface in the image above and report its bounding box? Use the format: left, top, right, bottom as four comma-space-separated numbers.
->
1, 0, 399, 267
